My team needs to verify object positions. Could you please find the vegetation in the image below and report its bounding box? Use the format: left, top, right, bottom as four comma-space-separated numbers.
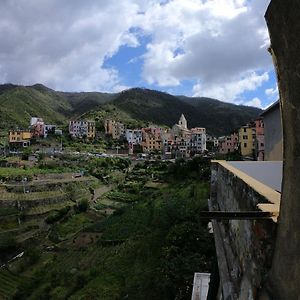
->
0, 84, 261, 136
0, 157, 216, 299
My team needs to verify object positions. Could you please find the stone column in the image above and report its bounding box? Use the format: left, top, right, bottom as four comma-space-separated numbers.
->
265, 1, 300, 299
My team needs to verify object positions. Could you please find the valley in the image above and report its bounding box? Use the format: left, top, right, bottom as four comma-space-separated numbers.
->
0, 154, 214, 299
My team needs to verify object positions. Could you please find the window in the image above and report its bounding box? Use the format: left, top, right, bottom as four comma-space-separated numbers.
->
244, 128, 247, 132
244, 142, 247, 147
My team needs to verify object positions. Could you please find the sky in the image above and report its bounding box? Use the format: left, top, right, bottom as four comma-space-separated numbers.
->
0, 0, 278, 108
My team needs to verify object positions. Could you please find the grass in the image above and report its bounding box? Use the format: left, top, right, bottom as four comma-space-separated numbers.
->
55, 213, 94, 239
0, 208, 19, 217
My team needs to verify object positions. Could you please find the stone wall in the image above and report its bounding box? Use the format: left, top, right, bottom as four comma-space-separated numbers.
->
210, 162, 277, 299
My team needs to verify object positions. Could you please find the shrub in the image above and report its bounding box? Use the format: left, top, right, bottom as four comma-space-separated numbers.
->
76, 199, 89, 212
45, 206, 71, 224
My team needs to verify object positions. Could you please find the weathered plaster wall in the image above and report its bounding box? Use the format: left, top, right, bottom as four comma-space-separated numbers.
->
210, 162, 276, 299
263, 107, 283, 161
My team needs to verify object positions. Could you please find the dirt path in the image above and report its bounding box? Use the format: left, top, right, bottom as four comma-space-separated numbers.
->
91, 185, 112, 203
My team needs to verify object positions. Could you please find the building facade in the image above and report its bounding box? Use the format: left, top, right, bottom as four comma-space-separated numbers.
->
9, 130, 32, 148
239, 124, 255, 157
219, 133, 239, 154
190, 127, 206, 154
261, 101, 282, 161
104, 119, 125, 139
69, 120, 95, 139
126, 129, 142, 154
255, 118, 265, 161
141, 127, 162, 153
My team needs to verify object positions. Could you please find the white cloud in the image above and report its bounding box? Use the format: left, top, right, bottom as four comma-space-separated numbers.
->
0, 0, 144, 91
192, 71, 269, 102
0, 0, 273, 99
245, 97, 262, 108
265, 86, 279, 100
137, 0, 272, 102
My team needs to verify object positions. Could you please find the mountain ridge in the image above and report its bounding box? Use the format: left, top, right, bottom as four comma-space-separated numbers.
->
0, 84, 262, 136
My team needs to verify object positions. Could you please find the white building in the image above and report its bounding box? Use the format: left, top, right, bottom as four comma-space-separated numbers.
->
125, 129, 142, 145
69, 120, 95, 139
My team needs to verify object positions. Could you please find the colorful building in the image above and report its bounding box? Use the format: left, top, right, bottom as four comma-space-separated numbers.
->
30, 117, 45, 138
69, 120, 95, 139
141, 127, 162, 153
255, 118, 265, 161
104, 119, 125, 139
190, 127, 207, 154
125, 129, 142, 154
9, 130, 32, 148
219, 133, 239, 154
239, 123, 255, 157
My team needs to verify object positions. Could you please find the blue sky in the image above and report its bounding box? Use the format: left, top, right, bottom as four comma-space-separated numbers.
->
0, 0, 277, 108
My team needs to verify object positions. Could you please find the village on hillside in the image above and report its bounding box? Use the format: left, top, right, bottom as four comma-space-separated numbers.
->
4, 100, 281, 161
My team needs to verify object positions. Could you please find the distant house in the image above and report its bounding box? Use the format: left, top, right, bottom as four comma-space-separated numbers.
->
218, 133, 239, 154
190, 127, 206, 154
141, 127, 162, 153
261, 101, 283, 161
254, 118, 265, 161
9, 130, 32, 149
239, 123, 256, 158
125, 129, 142, 154
104, 119, 125, 139
69, 120, 95, 139
30, 117, 45, 138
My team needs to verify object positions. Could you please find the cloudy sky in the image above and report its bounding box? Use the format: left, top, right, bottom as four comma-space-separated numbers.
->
0, 0, 278, 108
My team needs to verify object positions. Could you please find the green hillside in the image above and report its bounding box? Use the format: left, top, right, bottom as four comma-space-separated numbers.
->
0, 84, 262, 136
86, 88, 262, 136
0, 84, 72, 129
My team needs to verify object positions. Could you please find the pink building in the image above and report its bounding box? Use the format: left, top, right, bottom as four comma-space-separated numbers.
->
255, 118, 265, 161
219, 133, 239, 154
30, 117, 45, 138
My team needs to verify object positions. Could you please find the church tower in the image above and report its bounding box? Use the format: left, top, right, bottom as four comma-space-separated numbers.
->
178, 114, 187, 129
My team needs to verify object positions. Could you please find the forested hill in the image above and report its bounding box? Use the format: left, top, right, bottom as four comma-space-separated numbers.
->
106, 88, 261, 136
0, 84, 262, 136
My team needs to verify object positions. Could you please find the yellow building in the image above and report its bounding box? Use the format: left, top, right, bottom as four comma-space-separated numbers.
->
239, 125, 255, 157
142, 128, 162, 153
104, 119, 125, 139
87, 121, 96, 139
9, 130, 31, 143
9, 130, 32, 147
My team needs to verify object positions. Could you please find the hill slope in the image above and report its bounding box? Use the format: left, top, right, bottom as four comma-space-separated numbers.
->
0, 84, 262, 136
85, 88, 262, 136
0, 84, 72, 129
0, 84, 116, 130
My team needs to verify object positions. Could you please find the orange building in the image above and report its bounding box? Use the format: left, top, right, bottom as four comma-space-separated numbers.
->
9, 130, 32, 147
141, 127, 162, 153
